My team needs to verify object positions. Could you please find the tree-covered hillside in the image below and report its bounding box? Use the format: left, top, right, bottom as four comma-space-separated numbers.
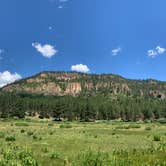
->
0, 71, 166, 121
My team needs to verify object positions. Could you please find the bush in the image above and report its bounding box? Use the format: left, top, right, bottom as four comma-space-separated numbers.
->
33, 135, 38, 140
0, 148, 38, 166
49, 131, 54, 135
116, 125, 130, 129
50, 152, 61, 159
145, 127, 151, 131
15, 122, 29, 127
153, 134, 161, 141
48, 123, 54, 127
128, 124, 141, 129
19, 151, 38, 166
27, 131, 34, 136
157, 118, 166, 124
5, 136, 16, 142
59, 124, 72, 128
21, 129, 26, 133
112, 131, 116, 135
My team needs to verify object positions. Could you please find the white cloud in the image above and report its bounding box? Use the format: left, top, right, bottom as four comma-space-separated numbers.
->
71, 64, 90, 73
156, 46, 165, 54
147, 46, 165, 58
147, 50, 158, 58
112, 47, 121, 56
32, 42, 58, 58
0, 71, 22, 88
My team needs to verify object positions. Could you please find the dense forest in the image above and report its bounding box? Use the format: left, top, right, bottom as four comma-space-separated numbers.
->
0, 72, 166, 122
0, 92, 166, 122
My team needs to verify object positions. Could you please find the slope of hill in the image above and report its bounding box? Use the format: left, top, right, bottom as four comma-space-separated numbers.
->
1, 71, 166, 99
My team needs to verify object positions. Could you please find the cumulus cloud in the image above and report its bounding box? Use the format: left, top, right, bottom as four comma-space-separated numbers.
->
156, 46, 165, 54
49, 0, 69, 8
32, 42, 58, 58
0, 71, 21, 88
71, 64, 90, 73
148, 46, 165, 58
112, 47, 121, 56
147, 50, 158, 58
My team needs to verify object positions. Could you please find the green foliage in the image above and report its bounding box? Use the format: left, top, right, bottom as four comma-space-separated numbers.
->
0, 91, 166, 122
50, 151, 61, 159
59, 124, 72, 128
0, 132, 5, 138
74, 151, 110, 166
41, 147, 49, 153
145, 126, 152, 131
153, 134, 161, 141
127, 124, 141, 129
0, 120, 166, 165
48, 123, 54, 127
0, 148, 38, 166
157, 118, 166, 124
27, 131, 34, 136
20, 129, 26, 133
15, 122, 29, 127
5, 136, 16, 142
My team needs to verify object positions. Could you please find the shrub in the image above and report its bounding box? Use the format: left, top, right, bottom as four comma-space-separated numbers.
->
124, 126, 130, 129
94, 134, 98, 138
145, 127, 151, 131
21, 129, 26, 133
48, 123, 54, 127
128, 124, 141, 129
15, 122, 29, 127
50, 152, 61, 159
157, 118, 166, 124
112, 132, 116, 135
5, 136, 16, 142
27, 131, 34, 136
33, 135, 38, 140
49, 131, 54, 135
19, 151, 38, 166
153, 135, 161, 141
0, 149, 38, 166
144, 119, 152, 123
59, 124, 72, 128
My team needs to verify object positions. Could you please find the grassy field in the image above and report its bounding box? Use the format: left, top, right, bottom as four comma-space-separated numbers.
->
0, 120, 166, 166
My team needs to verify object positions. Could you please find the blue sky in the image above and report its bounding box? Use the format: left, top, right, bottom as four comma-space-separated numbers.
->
0, 0, 166, 86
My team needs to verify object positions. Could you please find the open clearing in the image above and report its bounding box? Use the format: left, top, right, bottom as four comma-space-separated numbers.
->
0, 120, 166, 165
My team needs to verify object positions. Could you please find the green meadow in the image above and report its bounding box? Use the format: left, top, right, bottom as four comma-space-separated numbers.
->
0, 120, 166, 166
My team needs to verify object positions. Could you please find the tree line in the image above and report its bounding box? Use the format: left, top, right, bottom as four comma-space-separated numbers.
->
0, 92, 166, 121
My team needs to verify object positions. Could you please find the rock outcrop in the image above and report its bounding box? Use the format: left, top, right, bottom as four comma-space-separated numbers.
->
1, 71, 166, 99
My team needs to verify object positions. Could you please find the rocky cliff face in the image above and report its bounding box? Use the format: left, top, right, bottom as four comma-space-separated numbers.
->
1, 72, 166, 99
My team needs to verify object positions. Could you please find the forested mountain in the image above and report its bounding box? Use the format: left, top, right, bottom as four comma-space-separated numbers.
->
0, 71, 166, 121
